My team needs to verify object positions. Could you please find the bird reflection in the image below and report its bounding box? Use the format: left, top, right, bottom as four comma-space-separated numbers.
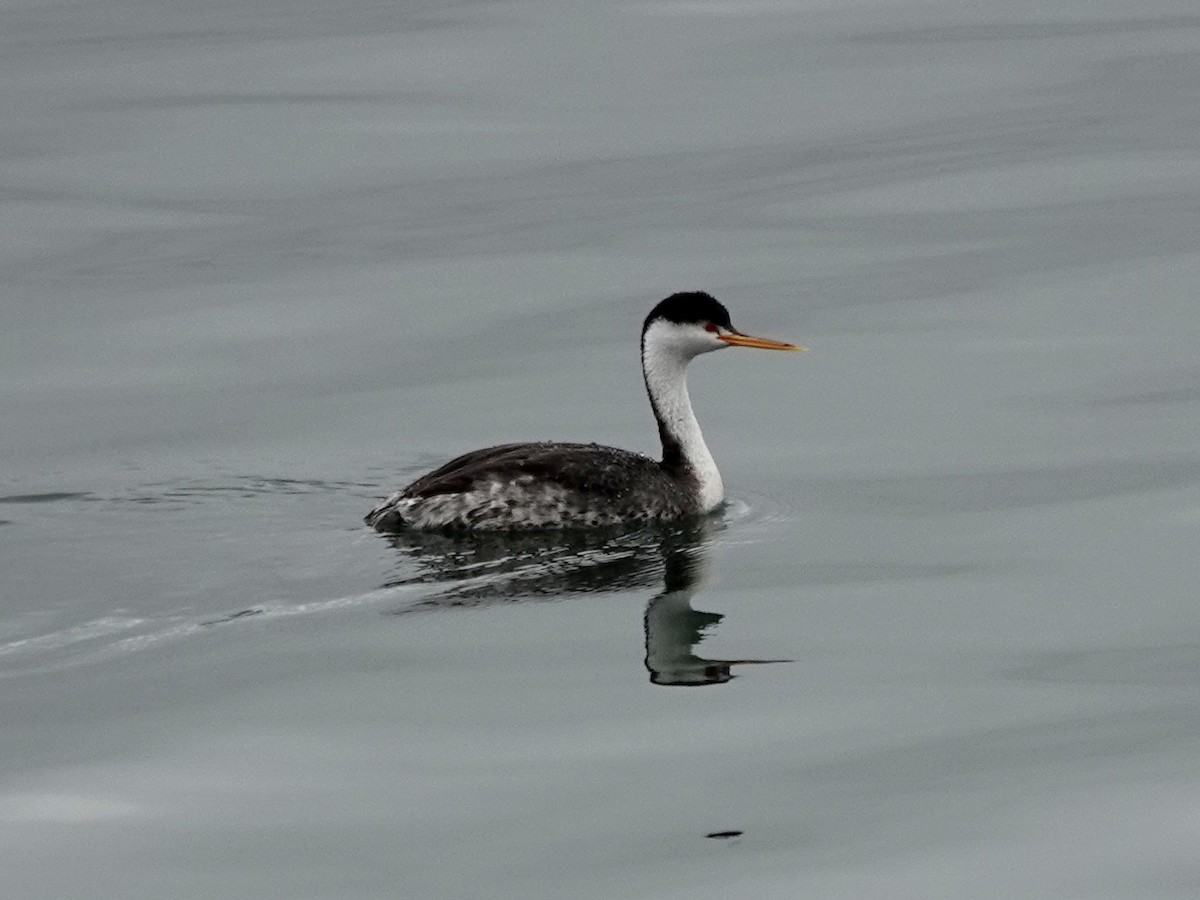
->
644, 534, 788, 686
381, 520, 788, 686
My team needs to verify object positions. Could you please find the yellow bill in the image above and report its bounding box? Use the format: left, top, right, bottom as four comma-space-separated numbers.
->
718, 331, 806, 352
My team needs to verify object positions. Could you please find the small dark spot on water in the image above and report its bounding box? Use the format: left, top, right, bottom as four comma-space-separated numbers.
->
0, 491, 91, 504
0, 519, 12, 526
705, 830, 743, 840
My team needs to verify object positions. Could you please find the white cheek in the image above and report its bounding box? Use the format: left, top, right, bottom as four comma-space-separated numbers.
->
691, 331, 725, 355
644, 321, 725, 359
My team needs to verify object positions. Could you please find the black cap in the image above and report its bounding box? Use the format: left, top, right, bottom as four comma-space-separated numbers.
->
642, 292, 733, 334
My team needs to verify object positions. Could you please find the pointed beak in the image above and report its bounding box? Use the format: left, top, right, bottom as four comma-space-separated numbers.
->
718, 331, 806, 352
727, 658, 793, 666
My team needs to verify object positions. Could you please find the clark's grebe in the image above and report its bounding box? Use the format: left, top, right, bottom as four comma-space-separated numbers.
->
366, 292, 801, 531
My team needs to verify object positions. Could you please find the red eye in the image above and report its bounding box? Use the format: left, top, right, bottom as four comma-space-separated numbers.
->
704, 322, 719, 333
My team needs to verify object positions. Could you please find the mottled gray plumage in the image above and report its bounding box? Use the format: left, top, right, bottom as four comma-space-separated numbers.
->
366, 442, 700, 531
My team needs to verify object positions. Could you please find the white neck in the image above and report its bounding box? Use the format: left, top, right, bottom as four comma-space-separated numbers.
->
641, 325, 724, 511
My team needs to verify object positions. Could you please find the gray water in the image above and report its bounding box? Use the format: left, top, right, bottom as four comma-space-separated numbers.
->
3, 1, 1200, 897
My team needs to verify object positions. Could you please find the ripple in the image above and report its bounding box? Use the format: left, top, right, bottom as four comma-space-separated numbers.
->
380, 524, 695, 609
0, 492, 91, 504
0, 586, 421, 677
116, 476, 371, 504
721, 488, 803, 533
0, 615, 148, 660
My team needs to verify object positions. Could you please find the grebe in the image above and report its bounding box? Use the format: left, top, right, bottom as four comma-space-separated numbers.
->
366, 292, 801, 531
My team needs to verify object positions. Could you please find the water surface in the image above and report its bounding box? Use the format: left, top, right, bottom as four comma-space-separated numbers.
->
2, 1, 1200, 897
